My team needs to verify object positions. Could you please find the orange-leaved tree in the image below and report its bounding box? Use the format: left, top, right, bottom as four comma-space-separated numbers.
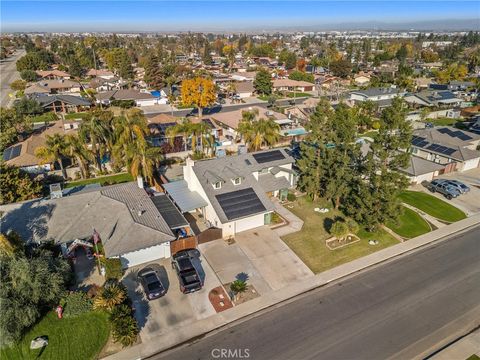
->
181, 77, 216, 118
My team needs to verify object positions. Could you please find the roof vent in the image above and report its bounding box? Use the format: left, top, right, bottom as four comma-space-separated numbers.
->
137, 210, 144, 216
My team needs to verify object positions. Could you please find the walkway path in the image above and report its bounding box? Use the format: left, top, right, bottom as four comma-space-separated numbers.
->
270, 198, 304, 237
402, 202, 447, 229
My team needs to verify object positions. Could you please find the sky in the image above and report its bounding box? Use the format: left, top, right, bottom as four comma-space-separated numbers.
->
1, 1, 479, 32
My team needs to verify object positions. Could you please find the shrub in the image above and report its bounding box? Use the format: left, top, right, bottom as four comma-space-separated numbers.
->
287, 192, 297, 202
110, 304, 132, 322
63, 291, 93, 317
230, 279, 247, 294
93, 282, 127, 311
110, 99, 135, 109
346, 218, 359, 234
111, 315, 139, 347
330, 221, 349, 240
100, 258, 123, 280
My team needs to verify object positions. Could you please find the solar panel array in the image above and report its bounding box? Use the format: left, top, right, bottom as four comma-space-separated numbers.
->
2, 144, 22, 161
150, 195, 189, 229
437, 127, 473, 141
426, 143, 456, 156
252, 150, 285, 164
411, 136, 429, 148
216, 188, 266, 220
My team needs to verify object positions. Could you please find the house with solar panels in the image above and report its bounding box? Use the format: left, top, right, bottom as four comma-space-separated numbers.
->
410, 127, 480, 174
165, 148, 297, 238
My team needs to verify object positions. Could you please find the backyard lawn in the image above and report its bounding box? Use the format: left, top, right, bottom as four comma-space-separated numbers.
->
65, 173, 134, 188
399, 190, 467, 223
1, 311, 110, 360
386, 206, 431, 239
64, 112, 89, 120
282, 196, 400, 273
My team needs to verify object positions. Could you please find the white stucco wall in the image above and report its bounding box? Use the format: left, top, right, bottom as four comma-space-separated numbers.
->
119, 243, 170, 268
460, 158, 480, 171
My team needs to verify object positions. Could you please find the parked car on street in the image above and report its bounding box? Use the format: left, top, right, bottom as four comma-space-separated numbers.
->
171, 250, 202, 294
138, 267, 166, 300
445, 179, 470, 194
427, 179, 461, 199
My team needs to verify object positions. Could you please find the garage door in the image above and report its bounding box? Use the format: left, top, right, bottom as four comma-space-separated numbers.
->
119, 243, 169, 268
235, 213, 266, 233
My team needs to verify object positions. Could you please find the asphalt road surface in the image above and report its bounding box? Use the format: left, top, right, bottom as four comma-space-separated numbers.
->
0, 49, 25, 108
155, 226, 480, 360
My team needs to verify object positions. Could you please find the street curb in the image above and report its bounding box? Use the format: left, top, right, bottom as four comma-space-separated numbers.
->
104, 215, 480, 360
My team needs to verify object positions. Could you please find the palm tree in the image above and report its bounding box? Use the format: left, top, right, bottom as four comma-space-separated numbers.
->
93, 282, 126, 311
237, 110, 280, 151
126, 143, 163, 185
166, 118, 193, 152
79, 111, 112, 171
35, 133, 68, 179
65, 134, 91, 179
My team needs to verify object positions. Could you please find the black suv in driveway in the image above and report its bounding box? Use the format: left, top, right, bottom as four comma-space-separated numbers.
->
138, 267, 166, 300
171, 250, 203, 294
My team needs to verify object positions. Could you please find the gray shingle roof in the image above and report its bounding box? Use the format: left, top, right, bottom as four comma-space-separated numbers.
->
191, 148, 294, 223
0, 182, 175, 258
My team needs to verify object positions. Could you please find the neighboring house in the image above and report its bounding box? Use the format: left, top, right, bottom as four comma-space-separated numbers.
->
0, 182, 192, 268
273, 79, 316, 93
353, 74, 371, 86
411, 127, 480, 173
415, 77, 433, 90
33, 94, 92, 113
231, 71, 256, 81
349, 87, 406, 108
235, 81, 254, 98
404, 90, 462, 108
400, 155, 446, 184
2, 120, 74, 173
88, 77, 128, 92
25, 79, 83, 96
36, 70, 71, 80
165, 148, 296, 238
448, 80, 476, 91
86, 69, 116, 80
211, 106, 291, 140
96, 89, 158, 107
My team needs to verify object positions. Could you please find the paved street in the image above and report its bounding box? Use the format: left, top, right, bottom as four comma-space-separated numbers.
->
0, 49, 25, 107
155, 226, 480, 360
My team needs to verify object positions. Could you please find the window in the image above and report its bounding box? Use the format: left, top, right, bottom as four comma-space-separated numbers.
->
232, 177, 241, 185
213, 181, 222, 189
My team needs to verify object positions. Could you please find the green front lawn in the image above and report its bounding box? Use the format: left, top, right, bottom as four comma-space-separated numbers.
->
65, 173, 134, 188
386, 206, 431, 239
1, 311, 110, 360
426, 117, 462, 127
285, 92, 313, 98
399, 190, 467, 223
282, 196, 400, 273
64, 112, 89, 120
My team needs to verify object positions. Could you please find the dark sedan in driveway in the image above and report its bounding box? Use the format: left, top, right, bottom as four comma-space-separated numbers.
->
138, 267, 166, 300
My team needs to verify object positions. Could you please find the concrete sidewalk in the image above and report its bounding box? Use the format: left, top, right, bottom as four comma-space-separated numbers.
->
430, 329, 480, 360
104, 214, 480, 360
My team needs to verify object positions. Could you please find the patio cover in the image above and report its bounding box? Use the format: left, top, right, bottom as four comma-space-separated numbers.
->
162, 180, 208, 213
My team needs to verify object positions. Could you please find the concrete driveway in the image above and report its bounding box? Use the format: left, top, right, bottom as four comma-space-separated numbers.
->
235, 227, 313, 290
200, 226, 313, 294
122, 253, 221, 342
414, 168, 480, 216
